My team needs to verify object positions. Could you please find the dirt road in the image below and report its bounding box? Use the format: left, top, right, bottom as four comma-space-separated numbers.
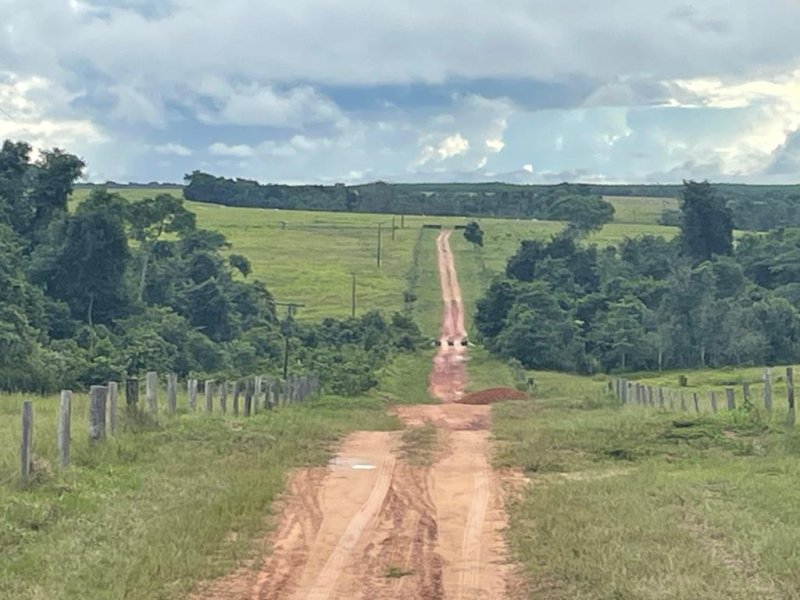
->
192, 230, 512, 600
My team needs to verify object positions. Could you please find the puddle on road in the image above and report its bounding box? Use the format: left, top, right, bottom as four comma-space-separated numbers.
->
329, 457, 377, 470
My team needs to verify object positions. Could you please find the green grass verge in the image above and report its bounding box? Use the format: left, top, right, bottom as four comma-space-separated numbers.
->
494, 370, 800, 598
0, 394, 398, 600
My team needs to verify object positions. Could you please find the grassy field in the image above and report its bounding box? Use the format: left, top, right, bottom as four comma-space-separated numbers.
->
71, 187, 686, 321
494, 371, 800, 599
604, 194, 679, 225
0, 392, 398, 600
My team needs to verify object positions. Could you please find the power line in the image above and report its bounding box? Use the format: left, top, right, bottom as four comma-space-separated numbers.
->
0, 102, 36, 139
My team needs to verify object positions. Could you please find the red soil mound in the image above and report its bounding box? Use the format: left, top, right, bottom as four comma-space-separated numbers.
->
457, 387, 529, 405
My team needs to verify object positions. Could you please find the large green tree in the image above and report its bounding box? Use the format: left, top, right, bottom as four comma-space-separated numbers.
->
679, 180, 733, 262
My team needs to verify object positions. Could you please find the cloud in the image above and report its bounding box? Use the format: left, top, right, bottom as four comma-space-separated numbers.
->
1, 0, 800, 183
195, 83, 345, 128
153, 142, 192, 156
209, 142, 254, 158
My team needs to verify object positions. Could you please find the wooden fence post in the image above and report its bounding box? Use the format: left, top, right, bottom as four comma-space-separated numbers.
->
692, 392, 700, 413
725, 387, 736, 411
188, 379, 197, 411
709, 391, 718, 414
125, 377, 139, 410
680, 391, 687, 411
205, 380, 214, 413
89, 385, 108, 443
648, 386, 655, 407
21, 400, 33, 480
743, 382, 751, 406
233, 381, 240, 416
219, 381, 228, 415
254, 376, 262, 413
264, 377, 272, 410
271, 380, 279, 408
59, 390, 72, 468
787, 367, 795, 426
167, 373, 178, 415
146, 371, 158, 414
764, 368, 773, 411
658, 387, 665, 408
244, 380, 253, 417
108, 381, 119, 436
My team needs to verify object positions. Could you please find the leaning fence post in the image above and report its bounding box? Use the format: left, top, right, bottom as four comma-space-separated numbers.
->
787, 367, 795, 427
709, 391, 718, 414
764, 368, 773, 411
692, 392, 700, 413
167, 373, 178, 415
89, 385, 108, 443
21, 400, 33, 480
108, 381, 119, 436
59, 390, 72, 468
205, 380, 214, 413
146, 371, 158, 414
725, 387, 736, 411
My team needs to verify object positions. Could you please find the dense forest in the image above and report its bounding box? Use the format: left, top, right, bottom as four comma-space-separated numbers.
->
476, 181, 800, 373
183, 171, 616, 230
0, 141, 420, 393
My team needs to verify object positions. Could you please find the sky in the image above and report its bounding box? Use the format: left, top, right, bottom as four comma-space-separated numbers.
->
1, 0, 799, 184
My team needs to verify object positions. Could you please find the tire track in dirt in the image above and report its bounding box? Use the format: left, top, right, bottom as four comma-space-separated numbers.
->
303, 456, 396, 600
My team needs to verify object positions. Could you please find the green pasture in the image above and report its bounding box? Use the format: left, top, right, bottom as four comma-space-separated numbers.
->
495, 370, 800, 599
604, 194, 679, 224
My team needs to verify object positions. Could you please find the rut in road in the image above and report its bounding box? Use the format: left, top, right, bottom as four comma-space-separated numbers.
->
190, 229, 513, 600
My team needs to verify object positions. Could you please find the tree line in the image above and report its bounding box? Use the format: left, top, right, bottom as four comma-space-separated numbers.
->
0, 140, 420, 393
476, 181, 800, 373
184, 172, 616, 230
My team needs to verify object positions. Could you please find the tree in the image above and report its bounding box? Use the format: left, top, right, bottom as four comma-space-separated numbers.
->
127, 194, 196, 301
679, 180, 733, 262
463, 221, 484, 247
34, 191, 131, 325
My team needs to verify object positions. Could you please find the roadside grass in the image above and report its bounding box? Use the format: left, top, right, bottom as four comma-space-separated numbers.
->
0, 393, 398, 600
494, 370, 800, 599
375, 351, 437, 405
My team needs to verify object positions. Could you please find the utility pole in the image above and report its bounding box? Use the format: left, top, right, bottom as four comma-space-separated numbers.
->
377, 223, 382, 268
274, 301, 305, 380
351, 272, 356, 318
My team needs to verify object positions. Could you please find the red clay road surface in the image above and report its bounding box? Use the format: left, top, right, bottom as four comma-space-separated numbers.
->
191, 230, 515, 600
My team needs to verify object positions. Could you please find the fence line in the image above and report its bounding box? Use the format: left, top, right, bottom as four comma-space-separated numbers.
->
16, 372, 321, 482
611, 366, 796, 421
